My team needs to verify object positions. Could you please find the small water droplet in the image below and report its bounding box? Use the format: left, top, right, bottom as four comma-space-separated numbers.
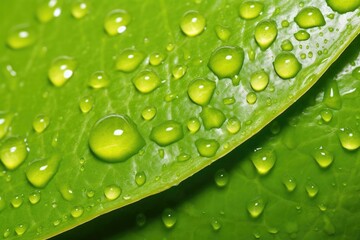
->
0, 113, 13, 140
59, 185, 74, 201
273, 52, 302, 79
162, 208, 177, 228
89, 114, 145, 162
0, 137, 28, 170
294, 7, 326, 29
294, 30, 310, 41
214, 169, 229, 187
250, 70, 269, 92
150, 121, 184, 146
7, 24, 37, 49
11, 195, 23, 208
282, 175, 297, 192
88, 71, 109, 89
223, 97, 235, 105
172, 65, 187, 80
135, 171, 146, 186
305, 181, 319, 198
136, 213, 146, 227
254, 20, 278, 50
141, 106, 157, 120
312, 146, 334, 168
200, 106, 226, 129
71, 0, 89, 19
211, 218, 222, 231
187, 118, 201, 133
247, 197, 265, 218
195, 138, 220, 157
48, 56, 77, 87
281, 20, 290, 27
238, 1, 264, 19
133, 70, 161, 93
352, 67, 360, 80
116, 49, 144, 72
326, 0, 360, 13
15, 224, 27, 236
215, 25, 231, 41
208, 46, 244, 79
180, 10, 206, 37
33, 114, 50, 133
177, 153, 191, 162
226, 117, 241, 134
36, 0, 62, 23
149, 52, 166, 66
104, 184, 121, 200
71, 206, 84, 218
320, 109, 333, 122
79, 95, 94, 113
29, 192, 41, 204
281, 39, 294, 51
338, 127, 360, 151
323, 81, 342, 109
25, 154, 60, 188
3, 228, 10, 238
251, 148, 276, 175
104, 9, 130, 35
187, 78, 216, 106
246, 92, 257, 104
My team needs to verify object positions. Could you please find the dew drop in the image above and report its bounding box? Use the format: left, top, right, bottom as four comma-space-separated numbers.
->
11, 195, 23, 208
79, 95, 94, 113
312, 146, 334, 168
238, 1, 264, 20
273, 52, 302, 79
247, 197, 265, 218
48, 56, 77, 87
323, 81, 342, 110
282, 175, 297, 192
254, 20, 278, 50
226, 117, 241, 134
0, 113, 13, 140
172, 65, 187, 80
71, 206, 84, 218
250, 70, 269, 92
6, 24, 36, 49
36, 0, 62, 23
180, 10, 206, 37
281, 39, 294, 51
294, 7, 326, 29
88, 71, 109, 89
338, 127, 360, 151
33, 114, 50, 133
150, 121, 184, 146
208, 46, 245, 79
3, 228, 10, 238
59, 185, 74, 201
71, 0, 89, 19
352, 67, 360, 80
320, 109, 333, 123
116, 49, 144, 73
25, 154, 60, 188
149, 52, 166, 66
211, 218, 222, 231
135, 171, 146, 186
214, 169, 229, 187
15, 224, 27, 236
104, 9, 130, 35
250, 148, 276, 175
294, 30, 310, 41
246, 92, 257, 104
187, 78, 216, 106
177, 153, 191, 162
162, 208, 177, 228
215, 25, 231, 41
104, 184, 121, 200
187, 118, 201, 133
305, 181, 319, 198
223, 97, 235, 105
326, 0, 360, 13
0, 137, 28, 170
281, 20, 290, 28
195, 138, 220, 157
200, 106, 226, 129
29, 192, 41, 204
141, 106, 157, 120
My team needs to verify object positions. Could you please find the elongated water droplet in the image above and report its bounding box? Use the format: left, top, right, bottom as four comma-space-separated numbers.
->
89, 114, 145, 162
312, 147, 334, 168
320, 109, 333, 123
33, 114, 50, 133
226, 117, 241, 134
251, 148, 276, 175
254, 20, 278, 50
25, 154, 60, 188
195, 138, 219, 157
116, 49, 144, 72
162, 208, 177, 228
282, 175, 297, 192
150, 121, 184, 146
250, 70, 269, 91
215, 25, 231, 41
326, 0, 360, 13
0, 137, 28, 170
135, 171, 146, 186
273, 53, 301, 79
104, 184, 121, 200
247, 197, 265, 218
187, 78, 216, 106
141, 106, 157, 120
15, 224, 27, 236
208, 46, 244, 79
7, 24, 36, 49
338, 127, 360, 151
281, 39, 293, 51
104, 9, 130, 35
133, 70, 161, 93
48, 56, 77, 87
294, 7, 325, 29
0, 113, 13, 140
305, 181, 319, 198
211, 218, 222, 231
180, 10, 206, 37
177, 153, 191, 162
172, 65, 187, 80
149, 52, 165, 66
36, 0, 62, 23
223, 97, 235, 105
294, 30, 310, 41
29, 192, 41, 204
71, 0, 89, 19
11, 195, 23, 208
323, 81, 342, 110
79, 95, 94, 113
187, 118, 201, 133
71, 206, 84, 218
239, 1, 263, 19
88, 71, 109, 89
200, 106, 226, 129
214, 169, 229, 187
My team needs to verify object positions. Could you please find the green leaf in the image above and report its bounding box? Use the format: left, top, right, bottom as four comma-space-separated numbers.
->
0, 0, 359, 239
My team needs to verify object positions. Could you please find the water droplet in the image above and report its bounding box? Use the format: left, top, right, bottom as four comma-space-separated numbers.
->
294, 7, 326, 29
177, 153, 191, 162
226, 117, 241, 134
305, 181, 319, 198
3, 228, 11, 238
162, 208, 177, 228
254, 20, 278, 50
104, 9, 130, 35
79, 95, 94, 113
141, 106, 157, 120
71, 206, 84, 218
150, 121, 184, 146
214, 169, 229, 187
246, 92, 257, 104
273, 52, 302, 79
326, 0, 360, 13
59, 185, 74, 201
281, 39, 294, 51
25, 154, 60, 188
29, 192, 41, 204
323, 81, 342, 109
89, 114, 145, 162
15, 224, 27, 236
11, 195, 23, 208
238, 1, 264, 19
172, 65, 187, 80
208, 46, 245, 79
320, 109, 333, 122
180, 10, 206, 37
200, 106, 226, 129
0, 137, 28, 170
294, 30, 310, 41
48, 56, 77, 87
211, 218, 222, 231
135, 171, 146, 186
187, 118, 201, 133
251, 148, 276, 175
281, 20, 290, 27
36, 0, 62, 23
7, 24, 36, 49
250, 70, 269, 91
187, 78, 216, 106
215, 25, 231, 41
104, 184, 121, 200
33, 114, 50, 133
195, 138, 220, 157
164, 93, 178, 102
0, 113, 13, 140
223, 97, 235, 105
282, 175, 297, 192
338, 127, 360, 151
247, 197, 265, 218
312, 146, 334, 168
71, 0, 89, 19
133, 70, 161, 93
88, 71, 109, 89
136, 213, 146, 227
116, 49, 144, 72
352, 66, 360, 80
149, 52, 165, 66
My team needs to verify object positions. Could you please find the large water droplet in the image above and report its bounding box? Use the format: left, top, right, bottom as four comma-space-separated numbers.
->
162, 208, 177, 228
305, 181, 319, 198
226, 117, 241, 134
214, 169, 229, 187
282, 175, 297, 192
36, 0, 62, 23
133, 70, 161, 93
323, 81, 342, 110
150, 121, 184, 146
208, 46, 244, 79
180, 10, 206, 37
0, 113, 13, 140
247, 197, 265, 218
115, 49, 144, 73
200, 106, 226, 129
0, 137, 28, 170
326, 0, 360, 13
246, 92, 257, 104
71, 206, 84, 218
195, 138, 220, 157
89, 114, 145, 162
11, 195, 23, 208
7, 24, 36, 49
79, 95, 94, 113
312, 146, 334, 168
251, 148, 276, 175
48, 56, 77, 87
59, 185, 74, 201
33, 114, 50, 133
71, 0, 89, 19
187, 78, 216, 106
25, 154, 60, 188
273, 53, 301, 79
338, 127, 360, 151
104, 184, 121, 200
104, 9, 131, 35
250, 70, 269, 91
141, 106, 157, 121
294, 7, 326, 29
88, 71, 110, 89
254, 20, 278, 50
238, 1, 264, 19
